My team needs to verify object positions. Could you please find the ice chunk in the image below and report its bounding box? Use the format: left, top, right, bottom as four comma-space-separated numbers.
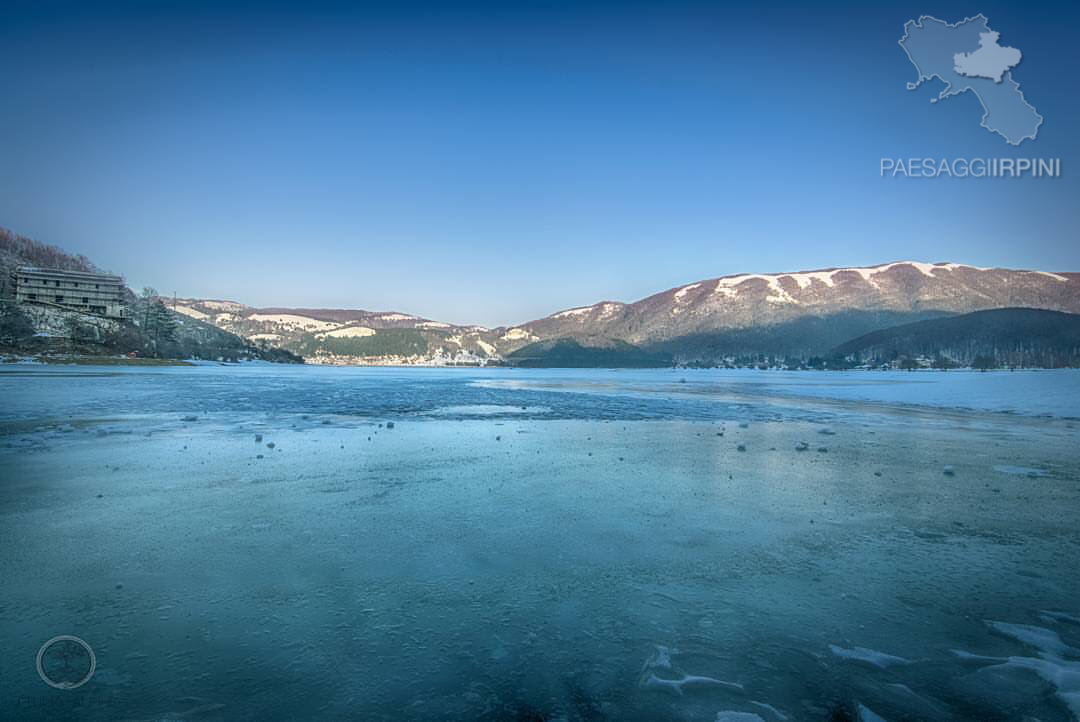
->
986, 620, 1074, 657
641, 644, 675, 672
643, 673, 743, 695
1040, 610, 1080, 626
955, 620, 1080, 719
640, 644, 742, 696
881, 684, 949, 720
979, 654, 1080, 718
856, 703, 888, 722
829, 644, 911, 668
748, 700, 789, 720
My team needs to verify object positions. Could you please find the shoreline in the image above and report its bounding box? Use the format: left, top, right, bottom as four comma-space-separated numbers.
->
3, 355, 1078, 372
0, 355, 195, 366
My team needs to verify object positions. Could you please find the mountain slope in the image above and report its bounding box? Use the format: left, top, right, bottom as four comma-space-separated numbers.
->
170, 299, 496, 364
830, 308, 1080, 368
509, 262, 1080, 350
643, 310, 954, 363
506, 338, 671, 368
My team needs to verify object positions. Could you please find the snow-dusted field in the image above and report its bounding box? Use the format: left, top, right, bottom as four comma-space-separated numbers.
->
1, 365, 1078, 720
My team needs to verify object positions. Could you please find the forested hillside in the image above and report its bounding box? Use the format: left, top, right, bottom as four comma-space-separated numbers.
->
831, 308, 1080, 368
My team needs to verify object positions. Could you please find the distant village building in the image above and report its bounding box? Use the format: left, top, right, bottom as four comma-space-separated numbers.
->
13, 266, 126, 319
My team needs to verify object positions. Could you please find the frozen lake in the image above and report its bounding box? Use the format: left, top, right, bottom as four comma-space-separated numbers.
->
1, 365, 1079, 720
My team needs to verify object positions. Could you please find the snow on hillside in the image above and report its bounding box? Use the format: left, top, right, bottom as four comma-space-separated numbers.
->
316, 326, 377, 338
173, 305, 209, 319
248, 313, 339, 331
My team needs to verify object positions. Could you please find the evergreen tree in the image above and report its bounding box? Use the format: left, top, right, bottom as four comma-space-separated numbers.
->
148, 300, 177, 343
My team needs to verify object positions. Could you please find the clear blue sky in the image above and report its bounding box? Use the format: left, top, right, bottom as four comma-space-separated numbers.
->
2, 0, 1077, 327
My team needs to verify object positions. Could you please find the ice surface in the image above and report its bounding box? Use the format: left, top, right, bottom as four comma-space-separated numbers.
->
475, 367, 1080, 419
1, 365, 1079, 720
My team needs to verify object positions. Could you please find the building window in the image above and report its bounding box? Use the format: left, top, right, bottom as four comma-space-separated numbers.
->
55, 295, 64, 303
54, 280, 60, 287
82, 297, 89, 304
27, 293, 36, 300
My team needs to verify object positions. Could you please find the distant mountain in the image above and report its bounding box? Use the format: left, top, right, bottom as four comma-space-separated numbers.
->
510, 261, 1080, 351
831, 308, 1080, 368
43, 224, 1080, 366
9, 226, 1078, 368
175, 261, 1080, 366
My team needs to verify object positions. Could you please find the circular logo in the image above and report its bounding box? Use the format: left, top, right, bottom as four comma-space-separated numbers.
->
36, 635, 96, 690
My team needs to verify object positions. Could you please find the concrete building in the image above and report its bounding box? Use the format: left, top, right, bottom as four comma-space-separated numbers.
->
13, 266, 126, 319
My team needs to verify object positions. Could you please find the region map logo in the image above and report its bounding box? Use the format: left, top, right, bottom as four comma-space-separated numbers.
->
899, 14, 1041, 146
881, 14, 1059, 179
